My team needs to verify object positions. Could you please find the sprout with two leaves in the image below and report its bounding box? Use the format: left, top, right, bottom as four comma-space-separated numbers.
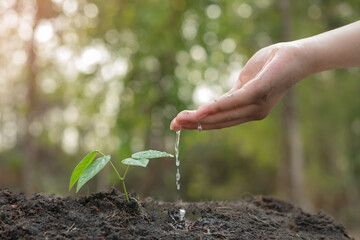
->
69, 150, 174, 203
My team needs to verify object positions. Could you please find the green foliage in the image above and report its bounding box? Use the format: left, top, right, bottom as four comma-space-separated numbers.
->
121, 158, 149, 168
132, 150, 174, 159
69, 151, 99, 191
76, 155, 111, 192
69, 150, 173, 202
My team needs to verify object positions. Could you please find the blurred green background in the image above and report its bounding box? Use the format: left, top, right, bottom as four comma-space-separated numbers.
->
0, 0, 359, 236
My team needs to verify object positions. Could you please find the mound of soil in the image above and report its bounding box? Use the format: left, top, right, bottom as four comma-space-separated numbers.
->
0, 188, 353, 239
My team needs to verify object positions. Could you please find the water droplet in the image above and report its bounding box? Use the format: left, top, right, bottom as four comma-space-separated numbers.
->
176, 169, 180, 181
198, 122, 202, 132
179, 208, 186, 221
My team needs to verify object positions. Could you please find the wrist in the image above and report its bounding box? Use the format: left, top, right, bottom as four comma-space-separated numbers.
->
294, 38, 324, 76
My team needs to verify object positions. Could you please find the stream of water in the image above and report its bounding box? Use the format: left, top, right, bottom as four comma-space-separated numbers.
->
175, 130, 181, 190
175, 130, 185, 221
175, 123, 202, 222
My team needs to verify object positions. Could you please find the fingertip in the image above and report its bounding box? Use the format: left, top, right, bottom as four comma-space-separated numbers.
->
176, 110, 197, 122
170, 119, 181, 131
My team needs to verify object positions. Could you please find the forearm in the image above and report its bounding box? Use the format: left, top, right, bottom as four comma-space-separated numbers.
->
298, 21, 360, 75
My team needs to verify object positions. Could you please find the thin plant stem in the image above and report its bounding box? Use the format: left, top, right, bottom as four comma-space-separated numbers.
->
123, 165, 130, 180
98, 151, 130, 203
109, 160, 122, 181
121, 178, 130, 203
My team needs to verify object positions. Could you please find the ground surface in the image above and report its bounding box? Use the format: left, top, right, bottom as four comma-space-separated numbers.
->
0, 188, 354, 239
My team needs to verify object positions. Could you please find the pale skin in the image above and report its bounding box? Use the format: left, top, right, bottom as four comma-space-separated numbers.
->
170, 21, 360, 131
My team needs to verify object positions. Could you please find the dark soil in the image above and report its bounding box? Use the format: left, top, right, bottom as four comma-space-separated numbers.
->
0, 188, 353, 239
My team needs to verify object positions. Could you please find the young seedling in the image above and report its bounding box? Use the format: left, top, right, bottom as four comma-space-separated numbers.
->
69, 150, 174, 203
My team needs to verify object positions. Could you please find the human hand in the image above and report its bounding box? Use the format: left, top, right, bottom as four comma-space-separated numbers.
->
170, 42, 313, 131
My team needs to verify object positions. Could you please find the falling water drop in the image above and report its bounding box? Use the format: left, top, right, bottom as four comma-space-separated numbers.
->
198, 122, 202, 132
179, 208, 186, 221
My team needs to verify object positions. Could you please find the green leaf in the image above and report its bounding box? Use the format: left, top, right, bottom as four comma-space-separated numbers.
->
69, 151, 99, 191
132, 150, 174, 159
121, 158, 149, 167
76, 155, 111, 193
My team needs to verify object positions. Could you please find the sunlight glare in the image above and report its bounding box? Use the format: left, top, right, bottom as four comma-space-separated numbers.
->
193, 85, 216, 105
34, 21, 54, 43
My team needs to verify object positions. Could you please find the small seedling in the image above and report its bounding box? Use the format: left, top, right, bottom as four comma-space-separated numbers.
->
69, 150, 173, 203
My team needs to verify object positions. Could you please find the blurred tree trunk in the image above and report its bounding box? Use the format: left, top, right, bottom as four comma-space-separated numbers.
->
278, 0, 305, 207
21, 0, 58, 194
23, 31, 37, 194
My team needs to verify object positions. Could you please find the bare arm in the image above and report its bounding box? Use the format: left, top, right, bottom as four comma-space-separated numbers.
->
302, 20, 360, 73
170, 21, 360, 131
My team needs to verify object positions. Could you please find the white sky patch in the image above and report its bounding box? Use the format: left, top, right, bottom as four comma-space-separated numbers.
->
34, 20, 54, 43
